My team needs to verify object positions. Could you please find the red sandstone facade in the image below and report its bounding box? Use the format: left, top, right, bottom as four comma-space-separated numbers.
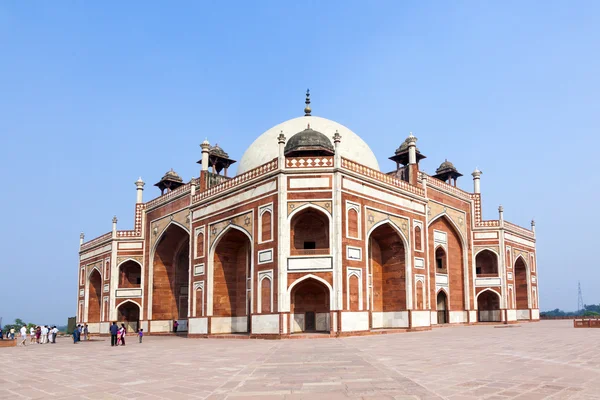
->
77, 103, 539, 337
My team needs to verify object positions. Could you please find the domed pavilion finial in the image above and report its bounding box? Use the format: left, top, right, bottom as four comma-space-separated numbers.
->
304, 89, 311, 116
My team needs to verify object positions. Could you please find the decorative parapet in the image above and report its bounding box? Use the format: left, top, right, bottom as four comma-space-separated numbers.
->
193, 158, 278, 203
341, 158, 425, 197
117, 203, 147, 238
285, 156, 333, 168
146, 182, 192, 210
477, 220, 500, 228
80, 232, 112, 252
421, 171, 472, 201
504, 221, 535, 239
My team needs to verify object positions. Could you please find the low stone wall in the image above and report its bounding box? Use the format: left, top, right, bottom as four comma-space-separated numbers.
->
0, 339, 17, 348
573, 318, 600, 328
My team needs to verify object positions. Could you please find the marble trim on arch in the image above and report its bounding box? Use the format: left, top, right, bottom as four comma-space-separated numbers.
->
513, 249, 530, 264
86, 260, 104, 276
364, 207, 410, 240
287, 201, 332, 217
473, 245, 500, 255
116, 256, 144, 266
427, 201, 467, 240
208, 211, 254, 248
149, 209, 191, 250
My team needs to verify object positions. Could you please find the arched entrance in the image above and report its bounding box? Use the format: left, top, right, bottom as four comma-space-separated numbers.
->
87, 269, 102, 323
290, 207, 330, 256
476, 250, 498, 276
428, 216, 465, 312
117, 301, 140, 332
212, 228, 251, 332
477, 290, 501, 322
514, 256, 529, 319
437, 291, 448, 324
119, 260, 141, 288
369, 223, 406, 314
290, 278, 330, 333
152, 224, 190, 323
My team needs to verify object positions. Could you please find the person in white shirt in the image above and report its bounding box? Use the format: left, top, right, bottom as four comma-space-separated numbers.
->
29, 327, 35, 344
51, 326, 58, 343
41, 326, 48, 344
48, 326, 53, 344
19, 326, 27, 346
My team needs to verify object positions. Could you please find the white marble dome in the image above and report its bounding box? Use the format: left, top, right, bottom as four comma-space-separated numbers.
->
237, 116, 380, 174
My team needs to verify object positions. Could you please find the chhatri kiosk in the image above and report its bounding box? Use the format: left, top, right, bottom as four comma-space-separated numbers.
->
77, 92, 539, 337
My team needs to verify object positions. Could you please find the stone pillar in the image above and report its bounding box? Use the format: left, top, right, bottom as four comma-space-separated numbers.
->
531, 219, 536, 235
471, 168, 482, 194
407, 133, 417, 165
333, 130, 341, 168
190, 177, 196, 197
135, 177, 145, 203
79, 232, 85, 247
332, 130, 343, 311
406, 133, 418, 185
112, 216, 118, 238
278, 131, 286, 167
201, 140, 210, 171
498, 205, 504, 228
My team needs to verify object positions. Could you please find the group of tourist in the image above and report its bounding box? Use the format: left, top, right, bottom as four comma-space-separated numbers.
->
14, 325, 59, 346
108, 322, 137, 346
71, 324, 90, 343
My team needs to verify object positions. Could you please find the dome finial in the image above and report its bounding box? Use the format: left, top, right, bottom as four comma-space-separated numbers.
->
304, 89, 311, 116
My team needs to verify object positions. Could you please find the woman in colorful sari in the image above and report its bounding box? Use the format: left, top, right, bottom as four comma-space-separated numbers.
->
119, 323, 126, 346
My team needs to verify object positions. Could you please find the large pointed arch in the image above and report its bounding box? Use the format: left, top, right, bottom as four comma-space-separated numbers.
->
427, 212, 467, 246
427, 213, 469, 312
207, 224, 254, 319
149, 222, 190, 322
87, 268, 102, 323
514, 254, 530, 313
367, 220, 411, 313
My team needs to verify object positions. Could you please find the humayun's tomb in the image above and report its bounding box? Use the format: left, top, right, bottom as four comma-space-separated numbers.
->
77, 92, 539, 337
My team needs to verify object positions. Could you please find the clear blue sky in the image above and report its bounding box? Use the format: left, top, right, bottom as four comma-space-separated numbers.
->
1, 1, 598, 325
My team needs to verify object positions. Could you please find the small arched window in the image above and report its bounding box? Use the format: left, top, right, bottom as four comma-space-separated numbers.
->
290, 208, 329, 255
347, 208, 359, 238
196, 232, 204, 258
414, 226, 422, 251
435, 247, 447, 272
261, 277, 271, 313
475, 250, 498, 276
261, 210, 272, 242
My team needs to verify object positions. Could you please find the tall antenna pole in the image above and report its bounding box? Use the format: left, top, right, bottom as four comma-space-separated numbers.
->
577, 281, 584, 314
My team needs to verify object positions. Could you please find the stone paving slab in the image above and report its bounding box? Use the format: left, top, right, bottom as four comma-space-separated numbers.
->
0, 321, 598, 399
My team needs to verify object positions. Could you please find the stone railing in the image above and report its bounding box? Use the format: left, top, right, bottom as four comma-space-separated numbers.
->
146, 182, 192, 210
285, 156, 333, 168
341, 158, 425, 197
477, 220, 500, 228
116, 230, 137, 238
422, 172, 472, 201
504, 221, 534, 238
81, 232, 112, 251
193, 158, 278, 202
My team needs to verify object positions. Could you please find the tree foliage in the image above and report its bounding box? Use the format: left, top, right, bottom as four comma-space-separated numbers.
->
541, 304, 600, 317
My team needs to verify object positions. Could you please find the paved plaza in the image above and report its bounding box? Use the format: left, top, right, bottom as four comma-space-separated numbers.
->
1, 320, 599, 399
